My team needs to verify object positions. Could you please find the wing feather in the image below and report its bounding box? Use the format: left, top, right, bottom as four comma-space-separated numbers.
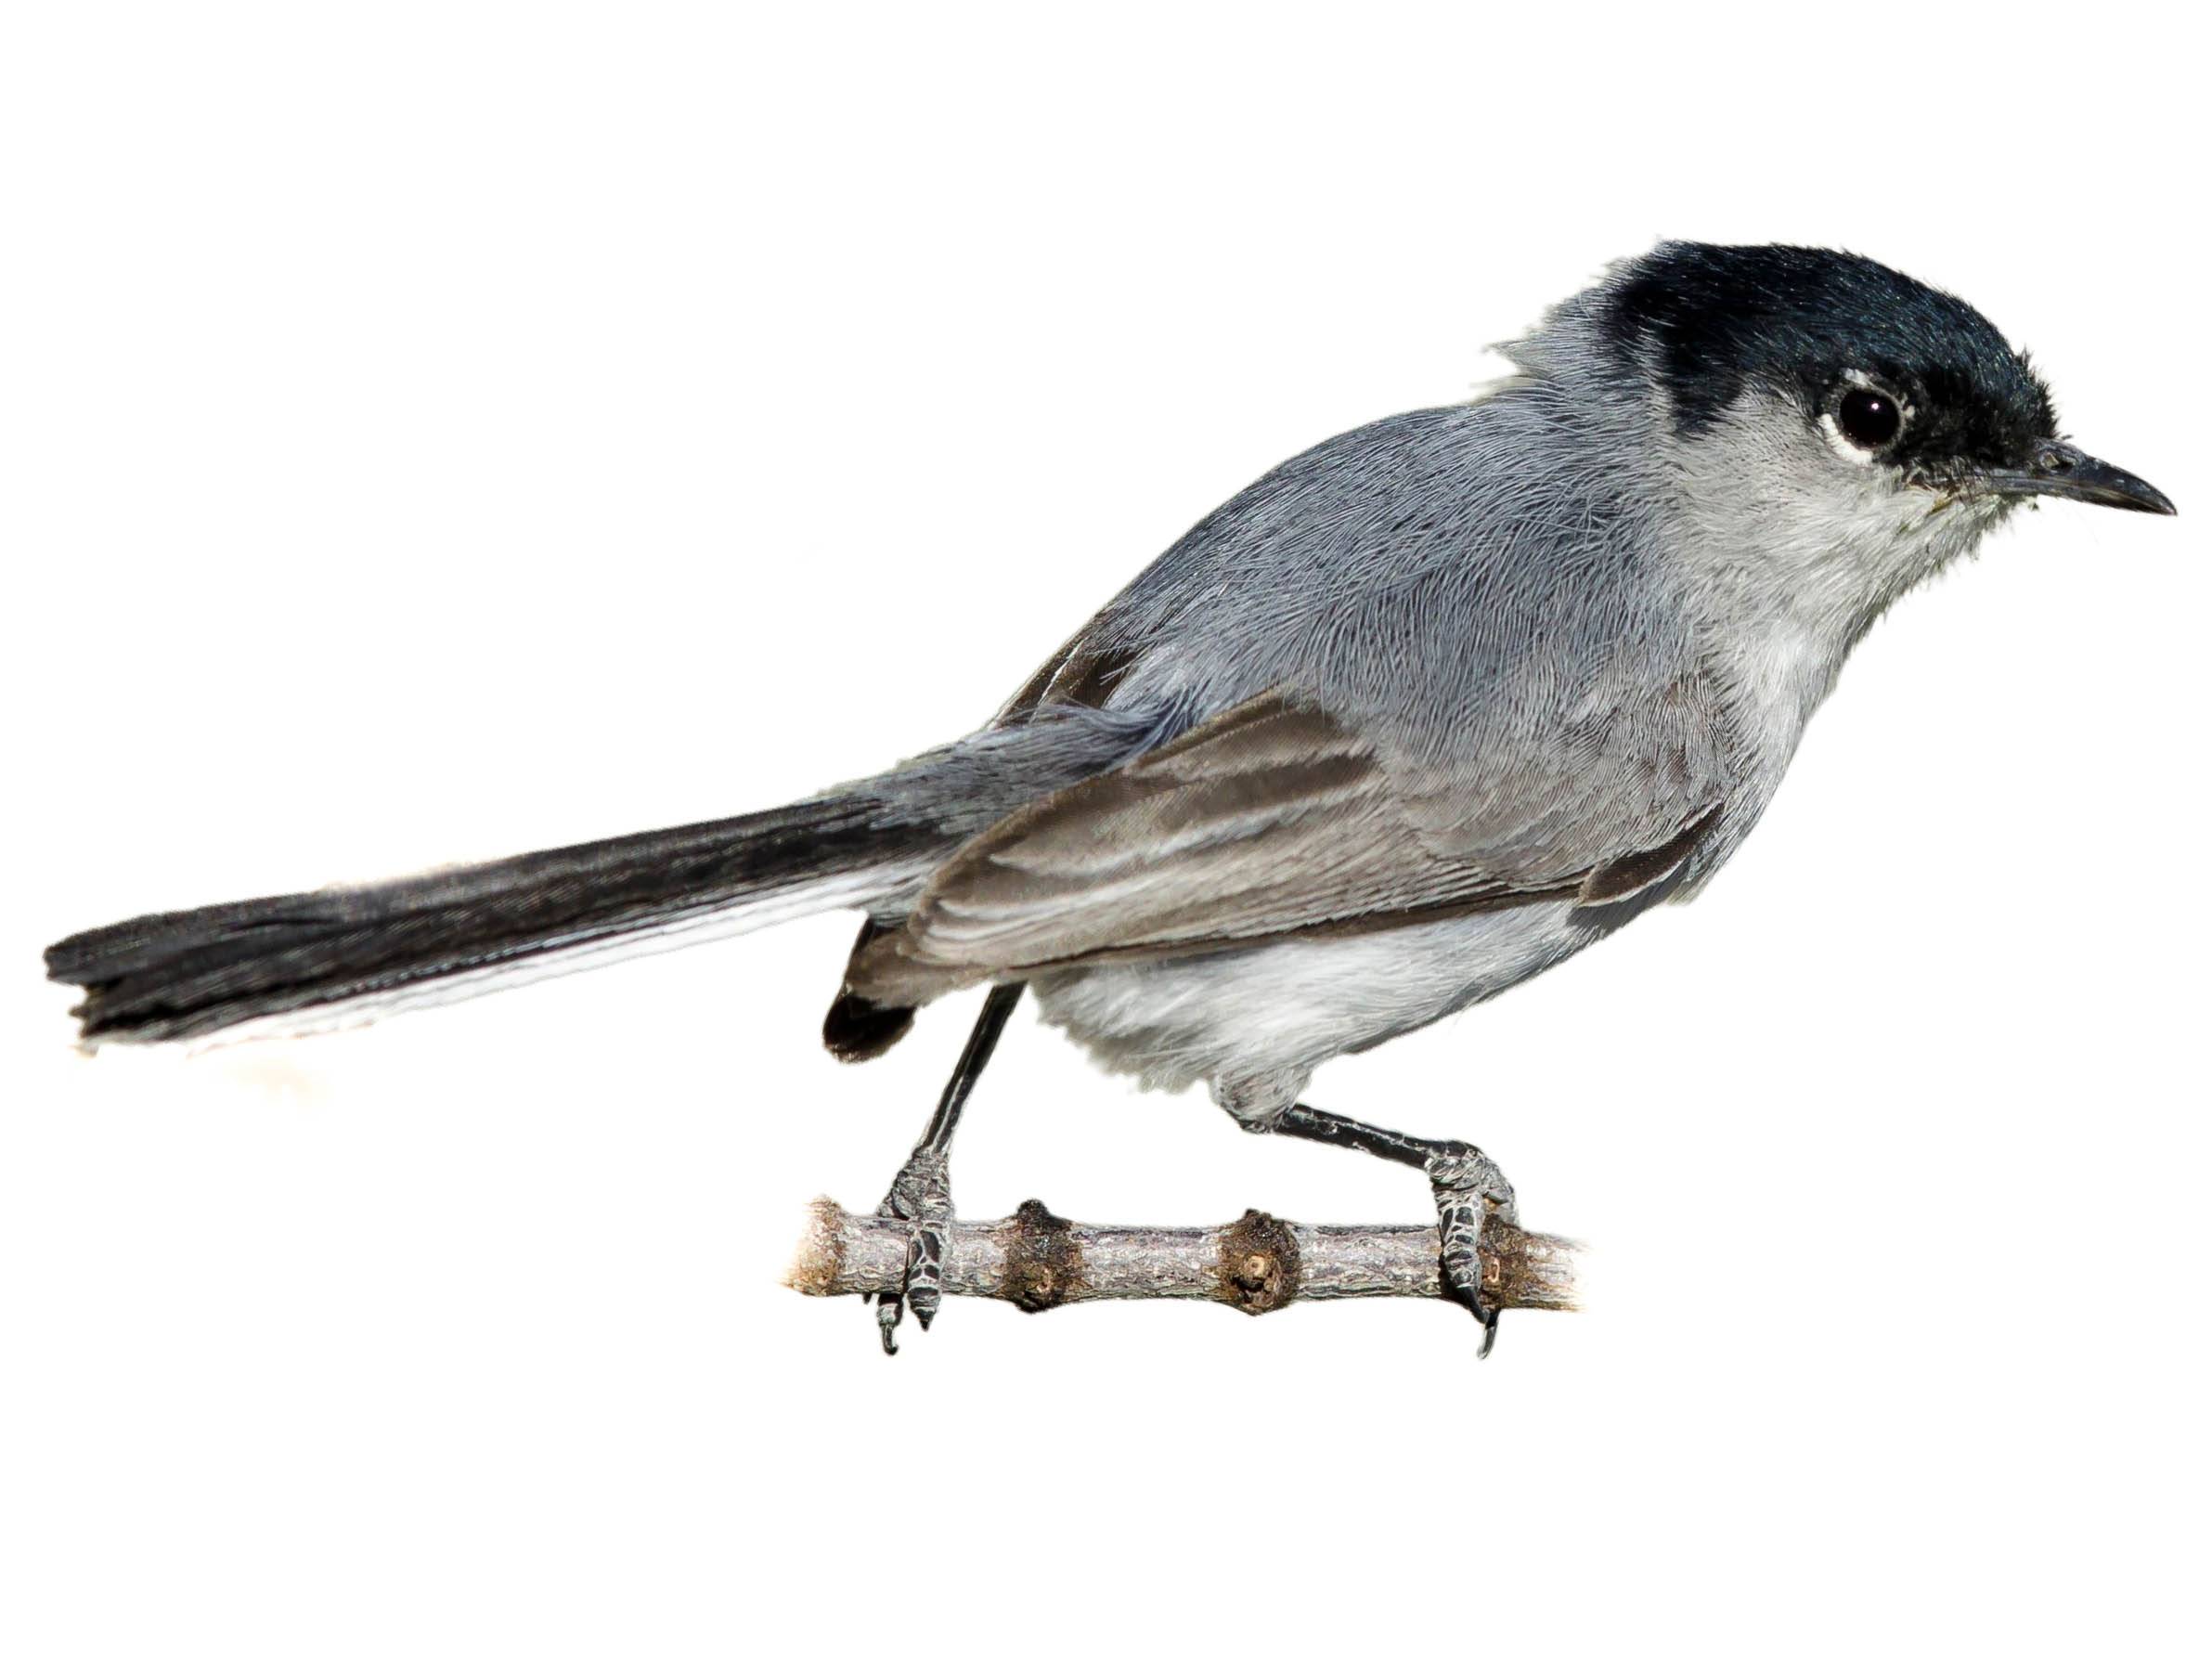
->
852, 692, 1722, 1000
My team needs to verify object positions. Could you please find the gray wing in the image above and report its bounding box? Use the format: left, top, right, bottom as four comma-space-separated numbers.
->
851, 690, 1725, 1001
852, 400, 1748, 1001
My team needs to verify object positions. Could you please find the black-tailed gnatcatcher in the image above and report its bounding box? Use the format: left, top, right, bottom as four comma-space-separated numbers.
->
47, 242, 2177, 1354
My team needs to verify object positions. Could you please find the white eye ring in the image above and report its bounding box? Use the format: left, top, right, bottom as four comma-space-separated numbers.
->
1820, 370, 1912, 463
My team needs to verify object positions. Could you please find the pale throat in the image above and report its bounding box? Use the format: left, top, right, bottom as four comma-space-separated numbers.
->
1670, 440, 2010, 766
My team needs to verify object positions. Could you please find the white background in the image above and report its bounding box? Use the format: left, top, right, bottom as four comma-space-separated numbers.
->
4, 5, 2206, 1654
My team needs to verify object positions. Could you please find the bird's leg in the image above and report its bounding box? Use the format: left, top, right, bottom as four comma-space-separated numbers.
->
871, 982, 1023, 1354
1272, 1104, 1519, 1356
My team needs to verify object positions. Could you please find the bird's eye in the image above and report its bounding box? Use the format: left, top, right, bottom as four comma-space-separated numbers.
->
1835, 385, 1903, 450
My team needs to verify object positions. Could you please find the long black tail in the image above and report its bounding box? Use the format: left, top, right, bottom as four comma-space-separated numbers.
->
45, 795, 936, 1045
45, 705, 1167, 1045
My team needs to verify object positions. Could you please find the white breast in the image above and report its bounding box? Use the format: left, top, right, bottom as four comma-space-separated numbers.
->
1028, 900, 1590, 1108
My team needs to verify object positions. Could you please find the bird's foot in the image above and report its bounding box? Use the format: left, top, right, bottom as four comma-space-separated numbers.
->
1425, 1142, 1518, 1358
870, 1147, 952, 1355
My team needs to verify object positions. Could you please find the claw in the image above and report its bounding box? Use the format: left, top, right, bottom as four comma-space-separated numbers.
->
1425, 1141, 1516, 1355
905, 1220, 944, 1330
871, 1147, 952, 1356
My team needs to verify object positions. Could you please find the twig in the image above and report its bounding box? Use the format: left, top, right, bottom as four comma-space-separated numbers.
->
786, 1198, 1581, 1317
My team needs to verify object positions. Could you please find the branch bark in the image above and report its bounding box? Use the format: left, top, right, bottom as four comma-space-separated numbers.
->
786, 1198, 1580, 1317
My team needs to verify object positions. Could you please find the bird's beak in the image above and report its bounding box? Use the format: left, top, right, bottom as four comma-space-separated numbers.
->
1978, 440, 2176, 514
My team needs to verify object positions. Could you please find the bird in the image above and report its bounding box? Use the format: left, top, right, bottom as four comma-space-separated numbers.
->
45, 241, 2176, 1355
